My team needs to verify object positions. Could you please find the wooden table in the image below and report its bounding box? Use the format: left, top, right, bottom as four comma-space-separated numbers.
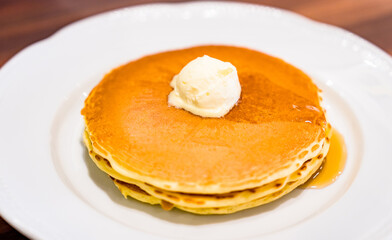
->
1, 0, 391, 239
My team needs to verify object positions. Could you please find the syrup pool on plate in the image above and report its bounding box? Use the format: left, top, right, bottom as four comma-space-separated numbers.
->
301, 128, 347, 189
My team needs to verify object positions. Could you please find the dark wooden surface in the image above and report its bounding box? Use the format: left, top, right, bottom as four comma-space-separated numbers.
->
1, 0, 392, 239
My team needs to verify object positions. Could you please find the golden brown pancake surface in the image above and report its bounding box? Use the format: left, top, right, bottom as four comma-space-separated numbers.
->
82, 45, 326, 193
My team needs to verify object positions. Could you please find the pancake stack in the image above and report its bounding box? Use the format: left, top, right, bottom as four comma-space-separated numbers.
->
82, 45, 330, 214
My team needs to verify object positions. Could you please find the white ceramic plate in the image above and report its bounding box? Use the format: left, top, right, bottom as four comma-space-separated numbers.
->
1, 2, 392, 239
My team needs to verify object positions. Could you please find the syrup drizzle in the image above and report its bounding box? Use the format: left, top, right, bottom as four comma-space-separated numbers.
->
301, 128, 347, 189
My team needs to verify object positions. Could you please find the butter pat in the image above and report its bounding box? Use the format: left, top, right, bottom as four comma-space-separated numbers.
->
168, 55, 241, 118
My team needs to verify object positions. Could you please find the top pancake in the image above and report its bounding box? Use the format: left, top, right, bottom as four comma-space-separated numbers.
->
82, 45, 327, 194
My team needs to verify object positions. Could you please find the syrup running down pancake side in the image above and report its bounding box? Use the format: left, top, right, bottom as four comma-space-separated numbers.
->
301, 128, 347, 189
82, 45, 332, 214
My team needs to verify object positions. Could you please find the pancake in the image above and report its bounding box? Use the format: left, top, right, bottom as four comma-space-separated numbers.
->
81, 45, 329, 214
84, 126, 330, 214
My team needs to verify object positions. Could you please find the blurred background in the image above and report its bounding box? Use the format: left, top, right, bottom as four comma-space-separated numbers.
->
0, 0, 391, 239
